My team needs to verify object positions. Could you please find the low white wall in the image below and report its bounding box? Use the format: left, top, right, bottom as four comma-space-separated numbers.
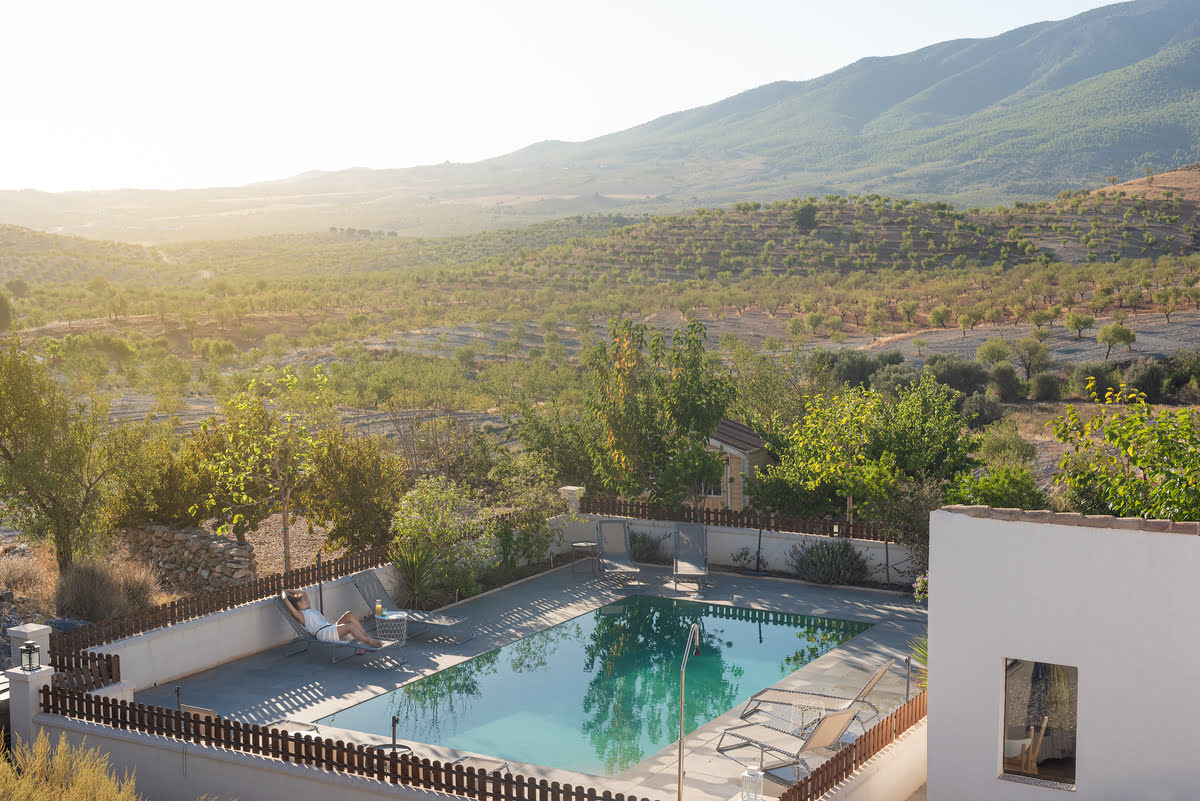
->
93, 568, 390, 694
563, 514, 914, 583
36, 714, 451, 801
928, 508, 1200, 801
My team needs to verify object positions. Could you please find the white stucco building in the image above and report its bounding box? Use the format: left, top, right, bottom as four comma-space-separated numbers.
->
927, 506, 1200, 801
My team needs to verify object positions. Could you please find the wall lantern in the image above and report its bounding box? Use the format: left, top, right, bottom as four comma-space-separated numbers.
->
740, 765, 764, 801
20, 640, 40, 671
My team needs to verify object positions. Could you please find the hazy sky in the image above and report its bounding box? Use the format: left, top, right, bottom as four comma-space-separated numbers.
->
1, 0, 1117, 192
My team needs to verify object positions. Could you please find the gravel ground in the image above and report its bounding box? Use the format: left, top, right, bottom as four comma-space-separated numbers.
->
240, 513, 344, 577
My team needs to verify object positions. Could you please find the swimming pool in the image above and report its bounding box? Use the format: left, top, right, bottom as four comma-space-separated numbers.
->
316, 596, 870, 776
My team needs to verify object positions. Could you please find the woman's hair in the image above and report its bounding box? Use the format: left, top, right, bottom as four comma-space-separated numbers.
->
285, 590, 306, 604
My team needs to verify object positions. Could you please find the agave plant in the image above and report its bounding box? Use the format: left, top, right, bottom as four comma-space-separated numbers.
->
909, 628, 929, 689
389, 539, 442, 611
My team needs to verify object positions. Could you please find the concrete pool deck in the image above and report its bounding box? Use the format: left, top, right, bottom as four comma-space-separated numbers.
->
136, 563, 926, 801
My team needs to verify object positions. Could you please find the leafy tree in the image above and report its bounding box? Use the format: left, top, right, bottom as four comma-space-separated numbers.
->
949, 465, 1047, 509
1010, 336, 1051, 379
585, 319, 733, 509
304, 426, 406, 552
1097, 323, 1136, 359
193, 367, 327, 572
0, 337, 129, 571
1052, 380, 1200, 519
516, 400, 602, 491
988, 363, 1023, 401
975, 338, 1010, 366
1064, 311, 1095, 339
0, 292, 12, 332
928, 305, 951, 328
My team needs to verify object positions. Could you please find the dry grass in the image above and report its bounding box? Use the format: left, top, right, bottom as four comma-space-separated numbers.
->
0, 729, 148, 801
0, 545, 58, 611
55, 557, 169, 622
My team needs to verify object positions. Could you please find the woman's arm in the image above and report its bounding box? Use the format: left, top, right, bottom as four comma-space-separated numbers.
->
280, 591, 304, 625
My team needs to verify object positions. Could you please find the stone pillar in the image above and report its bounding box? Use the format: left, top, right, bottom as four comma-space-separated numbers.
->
558, 486, 585, 515
9, 622, 51, 667
5, 662, 54, 746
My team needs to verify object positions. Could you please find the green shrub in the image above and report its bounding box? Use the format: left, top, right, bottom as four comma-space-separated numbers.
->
390, 539, 443, 610
988, 363, 1023, 402
629, 530, 670, 564
979, 418, 1036, 467
1030, 371, 1062, 401
1071, 360, 1119, 397
961, 392, 1002, 428
789, 538, 870, 586
1123, 359, 1165, 402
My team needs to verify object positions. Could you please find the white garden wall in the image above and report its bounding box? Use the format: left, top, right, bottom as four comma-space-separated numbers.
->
560, 514, 915, 584
927, 507, 1200, 801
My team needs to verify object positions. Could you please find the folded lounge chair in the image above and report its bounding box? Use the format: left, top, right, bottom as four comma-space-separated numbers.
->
739, 659, 896, 727
352, 570, 475, 644
673, 521, 709, 591
597, 520, 642, 585
717, 706, 859, 782
277, 598, 404, 664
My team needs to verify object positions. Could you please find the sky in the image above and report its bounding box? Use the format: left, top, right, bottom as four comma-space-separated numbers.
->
0, 0, 1118, 193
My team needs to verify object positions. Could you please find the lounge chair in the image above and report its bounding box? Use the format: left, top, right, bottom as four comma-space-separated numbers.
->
673, 521, 709, 591
352, 570, 475, 644
597, 520, 641, 585
277, 598, 404, 664
739, 659, 896, 727
717, 706, 859, 782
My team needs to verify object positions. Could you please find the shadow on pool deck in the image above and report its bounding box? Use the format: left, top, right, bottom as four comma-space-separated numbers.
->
136, 563, 925, 801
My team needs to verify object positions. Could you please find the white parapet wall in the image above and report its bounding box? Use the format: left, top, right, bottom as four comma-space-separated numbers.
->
560, 514, 915, 584
38, 715, 450, 801
90, 568, 391, 695
928, 506, 1200, 801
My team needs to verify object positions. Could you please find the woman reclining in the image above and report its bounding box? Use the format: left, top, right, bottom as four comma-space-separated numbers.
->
280, 589, 383, 649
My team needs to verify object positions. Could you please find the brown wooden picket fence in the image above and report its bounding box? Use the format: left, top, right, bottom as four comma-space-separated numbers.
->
47, 651, 121, 692
781, 690, 927, 801
580, 496, 895, 542
48, 544, 392, 654
40, 686, 658, 801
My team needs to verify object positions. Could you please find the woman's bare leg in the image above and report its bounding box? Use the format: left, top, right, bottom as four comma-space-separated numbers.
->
336, 612, 382, 648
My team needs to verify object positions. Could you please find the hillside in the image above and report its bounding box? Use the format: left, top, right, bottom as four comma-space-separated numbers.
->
1, 0, 1198, 242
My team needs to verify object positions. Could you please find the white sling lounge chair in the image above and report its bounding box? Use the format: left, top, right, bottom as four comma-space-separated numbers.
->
673, 521, 709, 591
352, 570, 475, 644
277, 598, 403, 664
717, 706, 859, 781
739, 659, 896, 726
597, 520, 642, 585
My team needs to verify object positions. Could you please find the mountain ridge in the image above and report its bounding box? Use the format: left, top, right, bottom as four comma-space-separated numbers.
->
2, 0, 1198, 242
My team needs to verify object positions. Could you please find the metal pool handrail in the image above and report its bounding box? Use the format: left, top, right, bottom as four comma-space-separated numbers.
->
679, 622, 700, 801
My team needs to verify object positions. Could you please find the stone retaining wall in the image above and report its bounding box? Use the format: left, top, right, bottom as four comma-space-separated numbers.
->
122, 525, 257, 592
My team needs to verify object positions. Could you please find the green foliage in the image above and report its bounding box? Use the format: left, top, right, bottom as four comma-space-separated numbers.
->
961, 392, 1003, 428
923, 354, 987, 397
585, 319, 732, 507
988, 363, 1023, 402
789, 538, 870, 586
1064, 310, 1095, 339
1052, 380, 1200, 519
1123, 359, 1165, 402
909, 629, 929, 689
304, 426, 406, 552
389, 538, 443, 610
486, 452, 565, 571
629, 530, 670, 564
979, 418, 1036, 467
0, 291, 12, 332
1030, 371, 1062, 401
1071, 360, 1119, 397
192, 366, 328, 571
0, 337, 127, 571
515, 401, 602, 491
1010, 337, 1051, 380
949, 465, 1048, 510
975, 338, 1010, 366
1097, 322, 1136, 359
389, 476, 498, 600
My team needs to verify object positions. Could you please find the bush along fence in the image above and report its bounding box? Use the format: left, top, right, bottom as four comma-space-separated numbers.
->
40, 686, 659, 801
49, 544, 392, 654
580, 496, 898, 542
782, 690, 928, 801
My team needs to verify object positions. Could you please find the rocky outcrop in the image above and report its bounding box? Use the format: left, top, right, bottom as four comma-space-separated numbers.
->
122, 525, 257, 593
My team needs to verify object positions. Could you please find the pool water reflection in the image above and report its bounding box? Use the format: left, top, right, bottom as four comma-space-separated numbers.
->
316, 596, 869, 776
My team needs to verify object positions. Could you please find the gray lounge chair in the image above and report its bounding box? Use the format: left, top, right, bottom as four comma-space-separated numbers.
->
738, 659, 896, 727
673, 522, 709, 591
353, 570, 475, 644
277, 598, 403, 664
597, 520, 641, 585
717, 706, 859, 782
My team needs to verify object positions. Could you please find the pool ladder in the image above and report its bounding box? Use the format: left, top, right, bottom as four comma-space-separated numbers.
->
678, 623, 700, 801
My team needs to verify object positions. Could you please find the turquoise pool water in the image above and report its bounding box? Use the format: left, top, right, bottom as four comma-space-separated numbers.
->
316, 596, 870, 776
